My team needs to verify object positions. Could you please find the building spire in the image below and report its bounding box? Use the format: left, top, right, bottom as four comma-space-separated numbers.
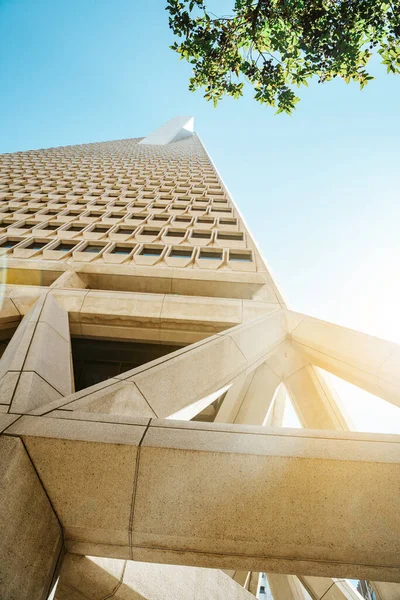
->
139, 115, 194, 145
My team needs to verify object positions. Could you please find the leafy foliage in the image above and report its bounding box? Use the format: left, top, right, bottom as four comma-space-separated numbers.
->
166, 0, 400, 113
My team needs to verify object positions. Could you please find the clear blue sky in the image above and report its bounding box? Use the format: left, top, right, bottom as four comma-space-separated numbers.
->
1, 0, 400, 432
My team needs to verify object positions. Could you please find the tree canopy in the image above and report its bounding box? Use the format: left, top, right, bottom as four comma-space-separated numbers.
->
166, 0, 400, 114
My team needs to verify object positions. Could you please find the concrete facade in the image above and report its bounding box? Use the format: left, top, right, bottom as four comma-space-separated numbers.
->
0, 118, 399, 600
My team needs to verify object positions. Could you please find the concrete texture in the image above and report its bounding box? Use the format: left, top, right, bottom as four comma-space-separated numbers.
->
0, 435, 63, 600
4, 417, 400, 582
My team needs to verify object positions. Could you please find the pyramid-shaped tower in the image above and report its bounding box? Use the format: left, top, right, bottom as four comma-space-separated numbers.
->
0, 118, 398, 600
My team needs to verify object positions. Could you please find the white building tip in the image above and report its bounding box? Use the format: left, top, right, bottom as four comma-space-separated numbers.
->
139, 116, 194, 146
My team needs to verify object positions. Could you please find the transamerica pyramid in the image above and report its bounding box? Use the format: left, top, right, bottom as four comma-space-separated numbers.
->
0, 117, 398, 600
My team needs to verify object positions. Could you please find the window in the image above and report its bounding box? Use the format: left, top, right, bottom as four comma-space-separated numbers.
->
81, 244, 105, 254
110, 245, 133, 255
56, 242, 77, 252
169, 248, 193, 258
141, 228, 161, 237
165, 230, 185, 237
229, 251, 252, 262
115, 226, 135, 235
0, 238, 21, 249
197, 217, 214, 224
219, 218, 237, 226
217, 232, 244, 241
42, 223, 60, 231
26, 240, 48, 250
92, 225, 110, 233
199, 250, 223, 260
139, 246, 162, 257
68, 225, 85, 232
191, 231, 211, 239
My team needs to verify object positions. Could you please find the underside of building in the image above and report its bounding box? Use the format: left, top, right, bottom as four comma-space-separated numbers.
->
0, 117, 399, 600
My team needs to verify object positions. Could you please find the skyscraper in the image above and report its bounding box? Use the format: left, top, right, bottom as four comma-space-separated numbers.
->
0, 117, 398, 600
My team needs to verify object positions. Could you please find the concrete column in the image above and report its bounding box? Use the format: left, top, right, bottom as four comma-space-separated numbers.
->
371, 581, 400, 600
233, 362, 281, 425
264, 383, 287, 427
0, 294, 73, 413
214, 371, 256, 424
267, 573, 308, 600
285, 364, 350, 430
247, 572, 259, 595
300, 577, 363, 599
232, 571, 250, 587
0, 433, 63, 600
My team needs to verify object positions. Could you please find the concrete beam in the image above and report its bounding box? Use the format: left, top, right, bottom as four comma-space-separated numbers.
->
3, 414, 400, 582
30, 310, 286, 420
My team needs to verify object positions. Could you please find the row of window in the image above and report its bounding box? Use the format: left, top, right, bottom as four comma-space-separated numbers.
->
0, 214, 240, 237
0, 171, 219, 182
0, 205, 235, 225
0, 222, 244, 243
0, 177, 222, 189
0, 166, 214, 179
0, 197, 232, 219
0, 191, 227, 205
0, 154, 210, 169
0, 236, 255, 268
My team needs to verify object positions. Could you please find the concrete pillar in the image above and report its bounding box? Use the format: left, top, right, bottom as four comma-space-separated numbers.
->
264, 383, 287, 427
232, 571, 250, 586
0, 294, 73, 413
247, 572, 259, 595
300, 577, 363, 599
267, 573, 308, 600
285, 364, 350, 430
214, 371, 256, 424
233, 362, 280, 425
371, 581, 400, 600
0, 433, 63, 600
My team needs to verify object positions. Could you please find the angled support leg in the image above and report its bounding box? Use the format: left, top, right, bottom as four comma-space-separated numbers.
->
56, 554, 256, 600
32, 310, 287, 420
287, 309, 400, 409
0, 294, 73, 414
300, 577, 363, 599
